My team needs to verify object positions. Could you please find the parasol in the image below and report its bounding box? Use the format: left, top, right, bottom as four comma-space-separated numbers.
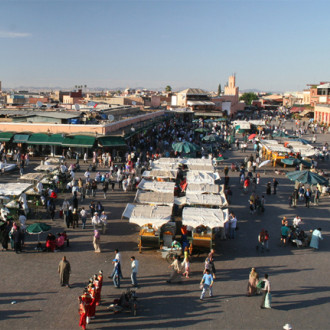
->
286, 170, 328, 186
172, 141, 200, 154
258, 160, 271, 168
26, 222, 52, 242
248, 133, 256, 140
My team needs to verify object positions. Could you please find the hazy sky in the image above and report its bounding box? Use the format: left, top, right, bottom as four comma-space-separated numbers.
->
1, 0, 329, 92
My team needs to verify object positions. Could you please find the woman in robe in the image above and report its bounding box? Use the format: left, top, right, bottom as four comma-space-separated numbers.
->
310, 228, 323, 250
247, 267, 259, 296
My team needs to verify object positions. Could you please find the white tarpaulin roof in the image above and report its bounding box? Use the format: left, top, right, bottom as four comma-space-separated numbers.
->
122, 203, 172, 227
262, 140, 279, 145
0, 183, 32, 196
134, 190, 174, 206
181, 158, 213, 166
186, 171, 220, 184
265, 145, 291, 153
138, 179, 176, 193
186, 183, 220, 194
153, 158, 183, 165
175, 192, 228, 207
291, 147, 317, 157
182, 207, 229, 229
150, 163, 179, 171
187, 164, 215, 172
18, 172, 45, 183
233, 121, 251, 129
249, 120, 266, 126
142, 169, 178, 179
35, 164, 58, 172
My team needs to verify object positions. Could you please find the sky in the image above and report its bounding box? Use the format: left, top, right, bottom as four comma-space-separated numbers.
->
1, 0, 330, 92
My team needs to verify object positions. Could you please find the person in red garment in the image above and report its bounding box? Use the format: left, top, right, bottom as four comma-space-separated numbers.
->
87, 282, 96, 319
78, 288, 92, 330
93, 274, 101, 306
97, 271, 103, 304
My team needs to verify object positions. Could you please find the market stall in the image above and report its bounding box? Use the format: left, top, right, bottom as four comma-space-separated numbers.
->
34, 164, 59, 172
186, 183, 220, 194
142, 169, 178, 181
122, 203, 174, 252
182, 207, 228, 251
18, 172, 45, 184
137, 179, 176, 194
134, 190, 174, 206
186, 171, 220, 184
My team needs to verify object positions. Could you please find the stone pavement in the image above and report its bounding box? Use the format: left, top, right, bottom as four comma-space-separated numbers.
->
0, 119, 329, 330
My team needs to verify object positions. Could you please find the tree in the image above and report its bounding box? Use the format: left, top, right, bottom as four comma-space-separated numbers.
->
165, 85, 172, 92
239, 92, 258, 105
217, 84, 222, 96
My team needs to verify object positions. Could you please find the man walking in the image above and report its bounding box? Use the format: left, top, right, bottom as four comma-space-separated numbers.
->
304, 188, 312, 208
273, 178, 279, 195
131, 256, 139, 287
260, 274, 271, 309
58, 256, 71, 287
200, 269, 214, 300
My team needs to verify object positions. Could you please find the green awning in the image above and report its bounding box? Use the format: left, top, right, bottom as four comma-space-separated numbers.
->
98, 136, 127, 147
13, 134, 30, 143
27, 133, 50, 145
0, 132, 14, 142
62, 135, 95, 148
48, 134, 65, 145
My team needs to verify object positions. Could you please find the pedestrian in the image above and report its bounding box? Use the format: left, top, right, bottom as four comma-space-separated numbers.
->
78, 288, 92, 330
266, 182, 271, 195
80, 207, 87, 229
304, 188, 312, 208
273, 178, 279, 194
260, 274, 271, 309
110, 259, 121, 288
247, 267, 259, 296
72, 208, 79, 229
229, 212, 237, 239
281, 222, 290, 245
66, 206, 73, 228
200, 269, 214, 300
102, 180, 109, 200
93, 229, 101, 253
92, 212, 100, 229
83, 152, 88, 163
62, 199, 70, 226
58, 256, 71, 287
314, 187, 320, 205
257, 229, 266, 252
310, 228, 323, 250
91, 180, 97, 197
131, 256, 139, 287
292, 189, 298, 207
181, 255, 190, 278
100, 211, 107, 234
167, 255, 181, 284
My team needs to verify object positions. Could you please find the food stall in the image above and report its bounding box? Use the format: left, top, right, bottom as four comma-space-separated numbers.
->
122, 203, 174, 252
137, 179, 176, 194
134, 190, 174, 206
18, 172, 45, 184
142, 169, 178, 182
182, 207, 228, 251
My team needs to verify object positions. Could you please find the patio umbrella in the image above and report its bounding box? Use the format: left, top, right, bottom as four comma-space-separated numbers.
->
258, 160, 271, 168
286, 170, 328, 186
281, 158, 312, 167
26, 222, 51, 242
289, 138, 310, 145
202, 134, 220, 143
172, 141, 200, 154
195, 127, 210, 133
248, 133, 256, 140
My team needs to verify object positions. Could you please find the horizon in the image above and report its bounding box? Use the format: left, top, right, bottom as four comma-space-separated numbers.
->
1, 0, 329, 92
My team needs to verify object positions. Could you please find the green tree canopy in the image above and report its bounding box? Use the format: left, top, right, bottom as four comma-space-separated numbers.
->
165, 85, 172, 92
217, 84, 221, 96
239, 92, 258, 105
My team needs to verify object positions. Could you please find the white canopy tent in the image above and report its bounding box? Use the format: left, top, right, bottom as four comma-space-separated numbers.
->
186, 171, 220, 184
35, 164, 59, 172
122, 203, 172, 228
0, 182, 32, 196
134, 190, 174, 206
186, 183, 220, 194
18, 172, 45, 183
152, 158, 183, 165
175, 192, 228, 207
181, 158, 213, 166
138, 179, 176, 193
186, 164, 215, 172
142, 169, 178, 180
182, 207, 229, 229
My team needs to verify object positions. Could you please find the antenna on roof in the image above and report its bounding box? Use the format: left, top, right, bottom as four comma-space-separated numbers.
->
74, 104, 81, 111
108, 115, 115, 122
